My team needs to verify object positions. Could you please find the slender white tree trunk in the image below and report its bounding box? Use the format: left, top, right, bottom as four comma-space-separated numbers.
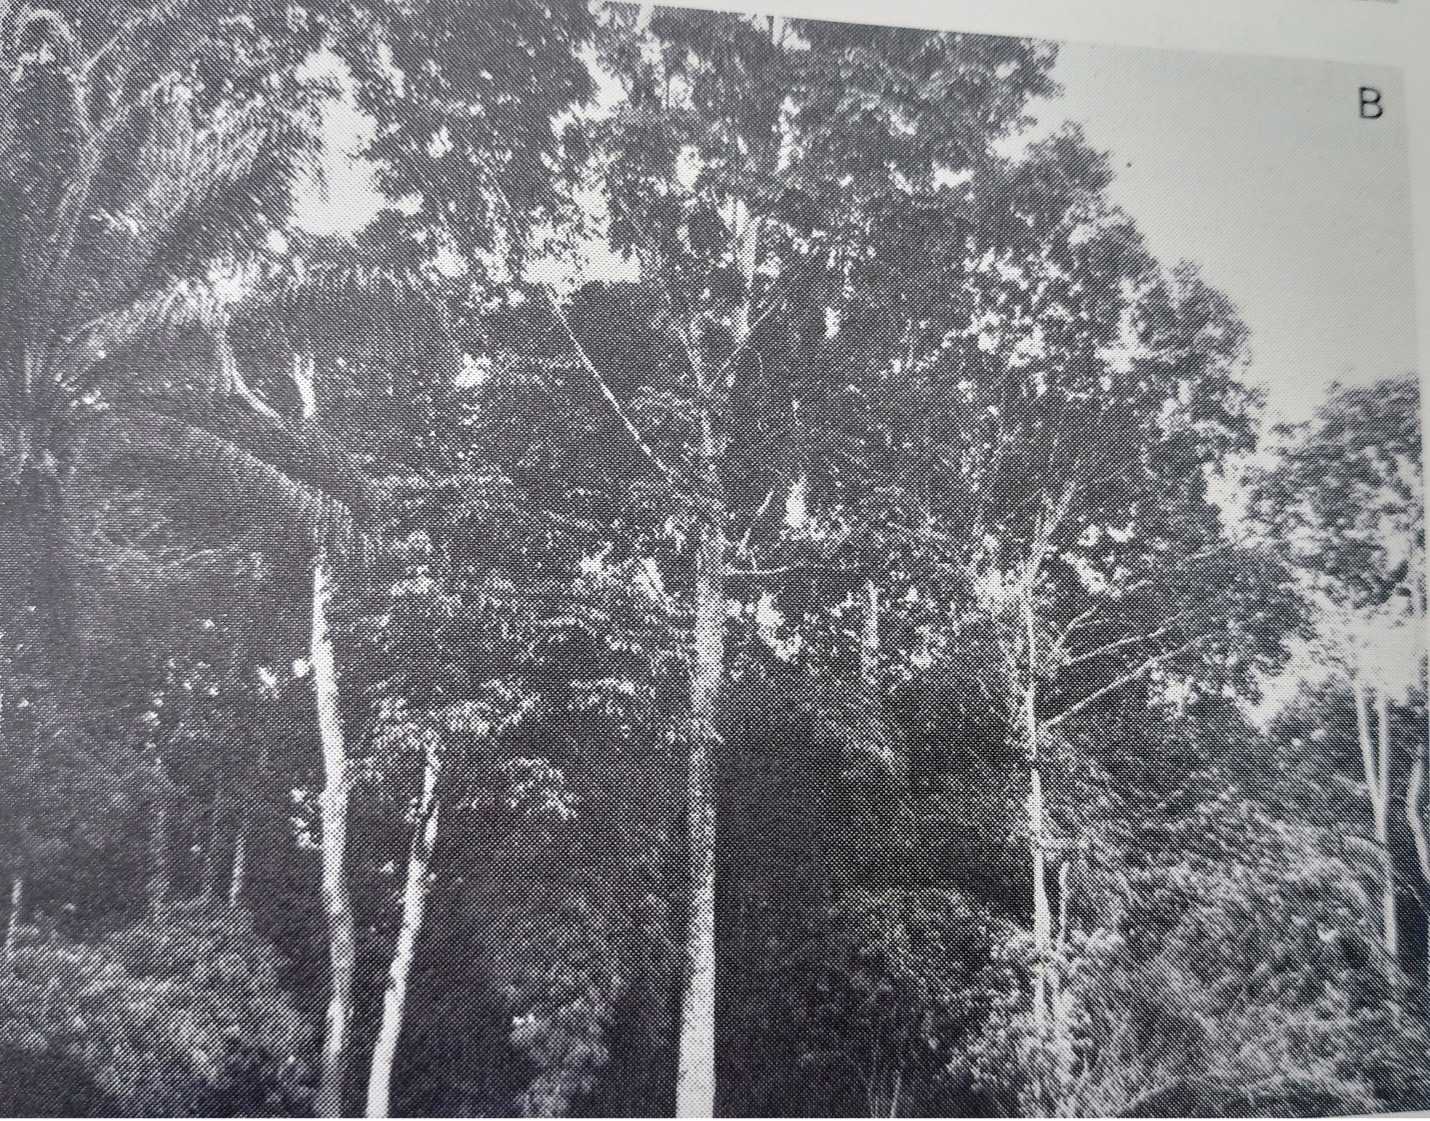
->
1409, 583, 1430, 1002
313, 552, 358, 1118
1029, 769, 1051, 1023
861, 580, 880, 694
1355, 678, 1398, 972
1056, 860, 1070, 948
5, 876, 22, 966
1407, 734, 1430, 998
365, 736, 443, 1119
228, 809, 248, 908
202, 781, 222, 903
1376, 687, 1400, 964
675, 408, 726, 1119
1025, 589, 1052, 1028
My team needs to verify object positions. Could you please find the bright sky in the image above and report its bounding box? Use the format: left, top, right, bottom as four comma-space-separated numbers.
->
1029, 44, 1423, 710
1038, 44, 1417, 426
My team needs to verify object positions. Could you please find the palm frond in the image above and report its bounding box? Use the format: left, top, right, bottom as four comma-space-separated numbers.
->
106, 392, 385, 528
77, 0, 203, 81
56, 276, 229, 386
27, 72, 182, 337
56, 93, 273, 334
95, 406, 359, 549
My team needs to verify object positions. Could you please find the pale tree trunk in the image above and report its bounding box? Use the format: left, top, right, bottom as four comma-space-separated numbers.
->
1024, 588, 1052, 1029
1019, 491, 1073, 1040
861, 580, 880, 696
201, 781, 221, 904
1406, 578, 1430, 1002
5, 876, 22, 966
1057, 859, 1070, 949
673, 188, 760, 1118
1049, 859, 1077, 1070
1354, 678, 1398, 973
365, 734, 443, 1119
729, 198, 760, 345
313, 552, 358, 1118
148, 756, 173, 924
1028, 768, 1051, 1023
1024, 558, 1076, 1115
865, 1066, 903, 1119
674, 406, 726, 1119
861, 579, 903, 776
228, 809, 248, 908
1407, 733, 1430, 1001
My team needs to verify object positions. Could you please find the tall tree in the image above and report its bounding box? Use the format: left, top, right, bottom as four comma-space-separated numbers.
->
180, 4, 597, 1108
0, 13, 377, 1077
565, 12, 1057, 1111
1253, 376, 1425, 981
253, 0, 598, 1089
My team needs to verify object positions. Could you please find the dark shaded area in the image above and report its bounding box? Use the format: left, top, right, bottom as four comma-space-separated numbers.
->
0, 1045, 119, 1117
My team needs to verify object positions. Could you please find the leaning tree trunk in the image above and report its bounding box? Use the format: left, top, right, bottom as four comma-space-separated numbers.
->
313, 551, 359, 1118
674, 407, 727, 1119
365, 734, 443, 1119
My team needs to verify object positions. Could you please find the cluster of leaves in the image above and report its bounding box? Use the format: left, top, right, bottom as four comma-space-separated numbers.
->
958, 786, 1428, 1117
1251, 378, 1423, 613
0, 901, 309, 1116
799, 888, 1000, 1117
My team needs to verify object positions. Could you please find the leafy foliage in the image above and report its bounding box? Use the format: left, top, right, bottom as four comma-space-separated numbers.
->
0, 2, 1422, 1117
0, 902, 308, 1116
960, 786, 1428, 1117
801, 888, 999, 1117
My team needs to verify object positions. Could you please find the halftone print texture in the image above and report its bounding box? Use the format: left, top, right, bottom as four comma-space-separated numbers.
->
0, 0, 1423, 1116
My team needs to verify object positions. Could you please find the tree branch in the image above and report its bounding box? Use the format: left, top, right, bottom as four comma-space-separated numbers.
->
1060, 627, 1174, 667
540, 285, 680, 486
1058, 611, 1201, 668
1041, 633, 1214, 731
709, 296, 781, 386
736, 486, 777, 556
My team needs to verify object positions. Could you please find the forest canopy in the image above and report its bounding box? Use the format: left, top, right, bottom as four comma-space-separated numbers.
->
0, 1, 1424, 1117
